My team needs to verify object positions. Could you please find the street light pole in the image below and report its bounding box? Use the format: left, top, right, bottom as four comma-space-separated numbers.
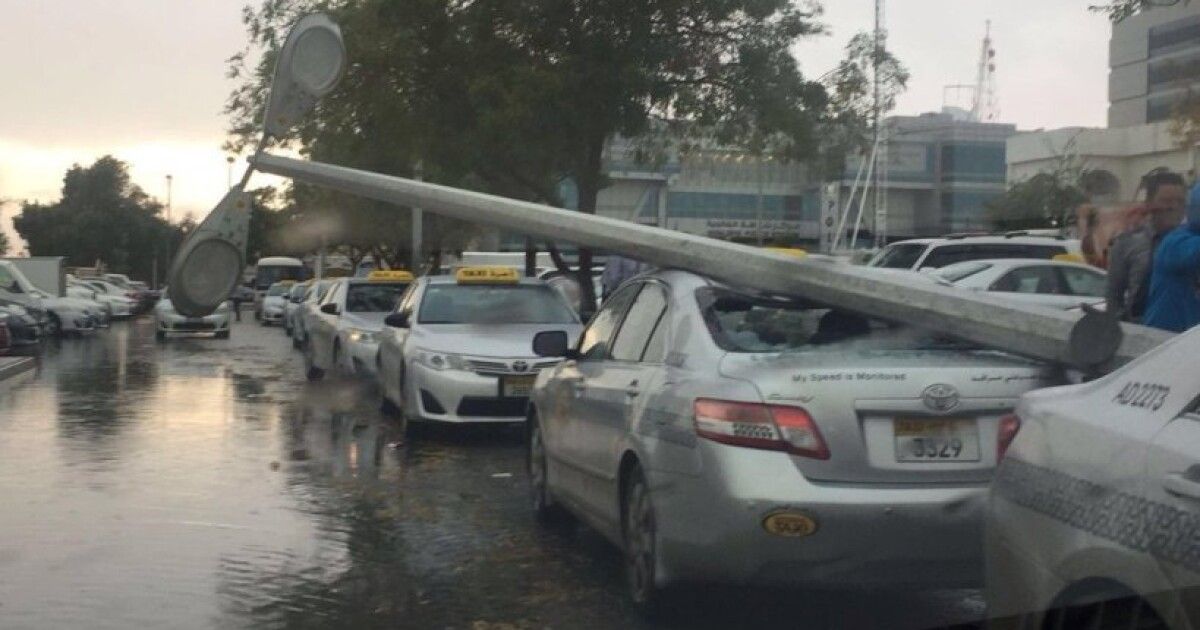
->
226, 156, 236, 189
166, 174, 174, 223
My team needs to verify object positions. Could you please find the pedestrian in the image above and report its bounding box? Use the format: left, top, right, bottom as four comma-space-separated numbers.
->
1105, 170, 1186, 322
229, 290, 243, 322
1142, 181, 1200, 333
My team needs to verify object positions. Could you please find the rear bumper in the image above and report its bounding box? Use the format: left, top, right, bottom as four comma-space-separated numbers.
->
650, 441, 988, 589
157, 314, 230, 334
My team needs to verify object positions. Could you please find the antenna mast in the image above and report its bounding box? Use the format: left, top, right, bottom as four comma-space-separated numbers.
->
971, 20, 998, 122
872, 0, 889, 248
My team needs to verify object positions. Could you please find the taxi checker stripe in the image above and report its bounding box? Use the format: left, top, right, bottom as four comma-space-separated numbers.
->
994, 459, 1200, 573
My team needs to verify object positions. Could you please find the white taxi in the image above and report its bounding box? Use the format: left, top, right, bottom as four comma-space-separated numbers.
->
302, 271, 413, 379
985, 325, 1199, 629
376, 267, 582, 426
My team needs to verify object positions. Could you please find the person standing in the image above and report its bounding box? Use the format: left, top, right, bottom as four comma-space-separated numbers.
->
1105, 170, 1186, 321
1142, 182, 1200, 333
601, 255, 648, 301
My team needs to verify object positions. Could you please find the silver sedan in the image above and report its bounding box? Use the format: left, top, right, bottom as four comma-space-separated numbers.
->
527, 269, 1060, 612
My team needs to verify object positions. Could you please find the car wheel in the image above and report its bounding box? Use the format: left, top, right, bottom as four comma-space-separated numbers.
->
303, 341, 325, 381
624, 465, 666, 616
47, 313, 62, 338
215, 330, 230, 340
528, 417, 568, 523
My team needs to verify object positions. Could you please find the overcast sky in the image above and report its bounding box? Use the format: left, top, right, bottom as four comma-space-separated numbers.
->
0, 0, 1113, 251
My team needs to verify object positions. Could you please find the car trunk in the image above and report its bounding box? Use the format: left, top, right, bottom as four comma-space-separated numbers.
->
719, 348, 1058, 484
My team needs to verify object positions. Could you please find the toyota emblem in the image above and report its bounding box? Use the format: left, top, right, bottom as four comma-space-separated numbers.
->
511, 360, 530, 373
921, 383, 960, 414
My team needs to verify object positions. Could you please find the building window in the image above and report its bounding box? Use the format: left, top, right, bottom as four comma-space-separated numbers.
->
1149, 15, 1200, 58
941, 191, 1003, 231
940, 143, 1007, 183
666, 192, 806, 221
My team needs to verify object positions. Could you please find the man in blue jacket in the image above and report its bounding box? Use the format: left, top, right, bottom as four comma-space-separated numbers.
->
1142, 182, 1200, 332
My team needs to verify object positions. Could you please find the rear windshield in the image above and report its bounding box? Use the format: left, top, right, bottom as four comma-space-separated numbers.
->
935, 261, 993, 283
267, 284, 291, 297
869, 243, 926, 269
419, 284, 577, 324
346, 283, 409, 313
697, 288, 972, 353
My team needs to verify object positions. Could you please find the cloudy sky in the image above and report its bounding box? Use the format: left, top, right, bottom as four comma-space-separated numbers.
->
0, 0, 1113, 250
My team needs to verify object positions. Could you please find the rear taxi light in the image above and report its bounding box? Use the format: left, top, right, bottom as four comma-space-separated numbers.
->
693, 398, 830, 460
997, 413, 1021, 460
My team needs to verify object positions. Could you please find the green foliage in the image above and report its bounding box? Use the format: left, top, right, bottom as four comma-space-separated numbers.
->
0, 227, 8, 256
1089, 0, 1188, 22
986, 172, 1088, 232
12, 156, 184, 282
225, 0, 836, 294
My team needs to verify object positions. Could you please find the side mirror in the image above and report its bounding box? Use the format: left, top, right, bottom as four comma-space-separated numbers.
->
384, 312, 410, 328
320, 303, 339, 315
533, 330, 577, 359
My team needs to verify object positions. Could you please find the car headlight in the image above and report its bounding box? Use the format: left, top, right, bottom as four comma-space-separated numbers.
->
416, 349, 465, 371
347, 328, 377, 344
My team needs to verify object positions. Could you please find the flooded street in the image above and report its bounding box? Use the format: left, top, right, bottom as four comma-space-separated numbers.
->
0, 318, 984, 629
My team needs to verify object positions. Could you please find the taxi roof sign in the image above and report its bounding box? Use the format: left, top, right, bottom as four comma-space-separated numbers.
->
764, 247, 807, 259
367, 269, 414, 282
456, 266, 520, 285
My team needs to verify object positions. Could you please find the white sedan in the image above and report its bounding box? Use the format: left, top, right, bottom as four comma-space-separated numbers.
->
303, 271, 413, 378
929, 259, 1107, 311
154, 289, 231, 340
376, 268, 582, 426
985, 325, 1198, 629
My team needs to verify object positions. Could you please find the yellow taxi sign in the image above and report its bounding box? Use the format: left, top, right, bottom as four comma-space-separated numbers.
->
765, 247, 807, 259
1053, 253, 1085, 264
368, 269, 414, 282
456, 266, 520, 285
278, 279, 296, 285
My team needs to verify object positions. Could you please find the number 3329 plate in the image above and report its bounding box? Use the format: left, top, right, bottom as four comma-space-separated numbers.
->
893, 418, 981, 462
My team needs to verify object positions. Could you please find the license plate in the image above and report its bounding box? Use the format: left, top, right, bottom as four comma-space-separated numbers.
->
500, 375, 536, 398
893, 418, 981, 462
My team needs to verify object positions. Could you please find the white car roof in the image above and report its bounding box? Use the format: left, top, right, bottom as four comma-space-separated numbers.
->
939, 258, 1104, 272
890, 235, 1074, 247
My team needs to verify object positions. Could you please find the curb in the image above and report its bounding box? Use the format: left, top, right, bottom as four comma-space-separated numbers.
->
0, 356, 36, 382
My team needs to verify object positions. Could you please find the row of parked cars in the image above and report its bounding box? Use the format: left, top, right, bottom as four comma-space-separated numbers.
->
0, 261, 156, 355
257, 240, 1194, 626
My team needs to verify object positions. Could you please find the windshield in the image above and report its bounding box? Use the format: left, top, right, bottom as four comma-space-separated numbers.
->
697, 288, 972, 353
266, 284, 291, 297
345, 283, 409, 312
869, 243, 926, 269
255, 265, 306, 289
418, 284, 577, 324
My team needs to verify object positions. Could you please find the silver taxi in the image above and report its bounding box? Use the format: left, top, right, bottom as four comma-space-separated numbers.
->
376, 267, 582, 426
985, 326, 1200, 629
526, 269, 1060, 611
292, 278, 334, 349
303, 271, 413, 379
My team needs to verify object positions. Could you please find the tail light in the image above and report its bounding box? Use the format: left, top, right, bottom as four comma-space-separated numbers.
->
997, 413, 1021, 460
693, 398, 830, 460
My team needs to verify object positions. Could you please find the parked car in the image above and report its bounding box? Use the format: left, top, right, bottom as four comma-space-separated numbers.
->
929, 259, 1108, 310
375, 268, 582, 424
79, 278, 138, 318
0, 312, 10, 355
0, 261, 98, 337
258, 281, 294, 326
282, 281, 310, 337
291, 279, 334, 350
102, 274, 156, 312
154, 289, 232, 340
303, 271, 414, 378
526, 268, 1059, 611
985, 324, 1199, 629
0, 303, 43, 347
868, 234, 1080, 271
64, 283, 110, 328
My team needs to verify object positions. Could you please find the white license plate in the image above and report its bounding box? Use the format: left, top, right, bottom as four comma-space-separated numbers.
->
893, 418, 981, 462
501, 375, 536, 398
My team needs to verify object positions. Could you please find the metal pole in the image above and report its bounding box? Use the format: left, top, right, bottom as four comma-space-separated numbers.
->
755, 157, 765, 246
166, 174, 173, 223
250, 152, 1171, 369
227, 157, 235, 189
411, 162, 423, 273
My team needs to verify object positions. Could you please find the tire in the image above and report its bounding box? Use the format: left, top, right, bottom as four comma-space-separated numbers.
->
623, 465, 667, 617
1045, 595, 1168, 630
215, 330, 230, 340
529, 416, 568, 523
47, 313, 63, 338
303, 341, 325, 381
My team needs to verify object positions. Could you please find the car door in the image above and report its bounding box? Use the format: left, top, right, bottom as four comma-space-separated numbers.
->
1144, 395, 1200, 626
572, 281, 670, 519
989, 265, 1076, 309
381, 281, 421, 405
547, 283, 640, 514
1057, 265, 1108, 307
310, 281, 344, 369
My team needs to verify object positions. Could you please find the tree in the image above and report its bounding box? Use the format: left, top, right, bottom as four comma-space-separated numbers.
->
1090, 0, 1188, 22
12, 156, 183, 282
986, 172, 1088, 232
0, 227, 8, 256
225, 0, 834, 310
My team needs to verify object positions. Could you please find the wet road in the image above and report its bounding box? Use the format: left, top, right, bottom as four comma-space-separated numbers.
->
0, 317, 985, 629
